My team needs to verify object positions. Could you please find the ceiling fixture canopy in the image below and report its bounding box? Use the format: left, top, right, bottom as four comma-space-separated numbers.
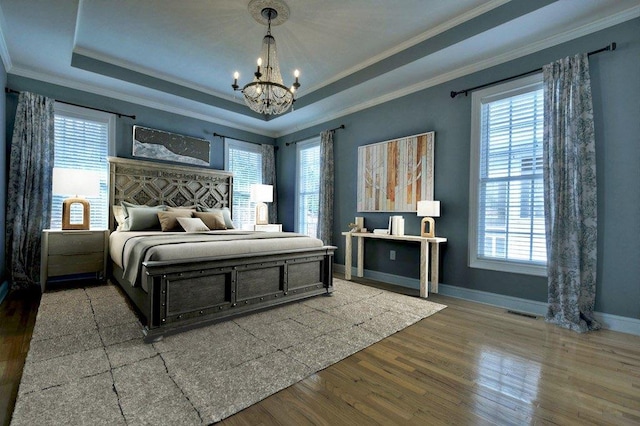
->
232, 0, 300, 116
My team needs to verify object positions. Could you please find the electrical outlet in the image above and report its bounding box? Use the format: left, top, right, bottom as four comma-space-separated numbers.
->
390, 250, 396, 260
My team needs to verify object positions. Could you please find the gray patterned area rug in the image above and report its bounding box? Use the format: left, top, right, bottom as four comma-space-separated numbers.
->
11, 278, 446, 425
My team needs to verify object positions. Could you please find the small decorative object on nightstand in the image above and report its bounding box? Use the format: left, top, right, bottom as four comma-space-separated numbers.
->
40, 229, 109, 293
253, 224, 282, 232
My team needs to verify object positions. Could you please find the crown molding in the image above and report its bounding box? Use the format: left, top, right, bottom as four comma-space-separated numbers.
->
0, 3, 12, 72
7, 5, 638, 140
72, 46, 241, 105
303, 0, 509, 94
8, 66, 278, 138
274, 5, 640, 138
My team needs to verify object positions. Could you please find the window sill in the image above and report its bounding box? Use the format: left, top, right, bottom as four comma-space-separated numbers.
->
470, 258, 547, 277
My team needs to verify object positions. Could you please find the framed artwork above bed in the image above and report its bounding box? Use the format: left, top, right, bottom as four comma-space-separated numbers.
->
133, 125, 211, 166
357, 131, 435, 212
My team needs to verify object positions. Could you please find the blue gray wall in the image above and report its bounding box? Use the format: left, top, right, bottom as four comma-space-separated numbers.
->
277, 19, 640, 320
4, 76, 275, 170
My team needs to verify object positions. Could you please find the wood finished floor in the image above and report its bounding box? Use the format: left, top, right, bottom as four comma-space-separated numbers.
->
1, 276, 639, 426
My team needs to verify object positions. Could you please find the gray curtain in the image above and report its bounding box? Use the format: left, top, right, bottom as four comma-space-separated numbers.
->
261, 144, 277, 223
6, 92, 55, 289
543, 53, 600, 332
317, 130, 334, 245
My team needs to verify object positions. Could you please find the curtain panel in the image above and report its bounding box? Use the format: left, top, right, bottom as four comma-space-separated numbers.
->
5, 92, 55, 289
543, 53, 600, 332
317, 130, 334, 245
261, 144, 278, 224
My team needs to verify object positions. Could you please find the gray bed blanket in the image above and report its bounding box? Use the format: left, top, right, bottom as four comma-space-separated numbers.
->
119, 231, 319, 287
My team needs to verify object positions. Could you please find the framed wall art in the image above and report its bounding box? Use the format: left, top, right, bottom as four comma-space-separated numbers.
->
357, 131, 434, 212
133, 125, 210, 166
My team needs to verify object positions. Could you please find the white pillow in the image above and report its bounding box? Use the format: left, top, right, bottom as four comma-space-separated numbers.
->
177, 217, 210, 233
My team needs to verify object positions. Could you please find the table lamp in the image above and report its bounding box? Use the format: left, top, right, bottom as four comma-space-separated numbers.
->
417, 200, 440, 238
250, 184, 273, 225
53, 168, 100, 230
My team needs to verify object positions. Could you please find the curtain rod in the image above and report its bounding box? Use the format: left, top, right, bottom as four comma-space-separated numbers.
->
450, 42, 616, 99
285, 124, 345, 146
5, 87, 136, 119
211, 132, 278, 151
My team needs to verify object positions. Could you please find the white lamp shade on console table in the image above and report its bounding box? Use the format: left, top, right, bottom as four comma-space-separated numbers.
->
52, 168, 101, 230
417, 200, 440, 238
250, 184, 273, 225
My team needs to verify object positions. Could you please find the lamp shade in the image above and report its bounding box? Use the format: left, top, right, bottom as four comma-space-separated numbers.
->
52, 168, 100, 197
250, 184, 273, 203
417, 200, 440, 217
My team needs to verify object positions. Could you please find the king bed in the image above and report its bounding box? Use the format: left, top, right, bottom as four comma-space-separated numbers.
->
108, 157, 335, 342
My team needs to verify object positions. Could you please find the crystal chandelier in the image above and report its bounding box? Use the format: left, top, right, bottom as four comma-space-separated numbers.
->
232, 1, 300, 116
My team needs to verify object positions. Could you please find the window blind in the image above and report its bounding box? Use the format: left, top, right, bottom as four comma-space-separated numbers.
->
297, 140, 320, 237
226, 140, 263, 230
478, 87, 546, 264
51, 111, 110, 229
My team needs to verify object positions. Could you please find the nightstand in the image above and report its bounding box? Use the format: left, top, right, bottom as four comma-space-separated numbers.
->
40, 229, 109, 293
253, 224, 283, 232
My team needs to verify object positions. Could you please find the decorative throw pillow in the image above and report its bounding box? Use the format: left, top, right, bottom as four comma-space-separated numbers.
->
197, 206, 235, 229
167, 205, 197, 211
112, 205, 126, 227
177, 217, 210, 233
158, 210, 193, 231
120, 201, 166, 231
193, 211, 226, 230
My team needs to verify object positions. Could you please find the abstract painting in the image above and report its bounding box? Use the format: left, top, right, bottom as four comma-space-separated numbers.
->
133, 126, 210, 166
357, 131, 434, 212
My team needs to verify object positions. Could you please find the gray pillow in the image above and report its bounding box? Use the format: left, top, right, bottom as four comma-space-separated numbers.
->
197, 206, 235, 229
120, 202, 166, 231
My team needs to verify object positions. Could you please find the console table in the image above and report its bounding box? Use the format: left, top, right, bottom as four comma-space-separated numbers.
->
342, 232, 447, 298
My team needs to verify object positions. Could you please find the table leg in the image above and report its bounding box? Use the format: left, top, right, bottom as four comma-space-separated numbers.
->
344, 233, 352, 280
420, 240, 430, 298
357, 236, 364, 277
430, 242, 440, 294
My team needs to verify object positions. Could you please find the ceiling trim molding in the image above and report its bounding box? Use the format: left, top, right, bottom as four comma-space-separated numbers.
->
72, 46, 240, 104
0, 3, 13, 72
272, 5, 640, 138
302, 0, 510, 95
8, 66, 279, 138
7, 5, 638, 140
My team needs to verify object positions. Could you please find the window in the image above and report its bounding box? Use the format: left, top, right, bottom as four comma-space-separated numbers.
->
51, 104, 115, 229
225, 139, 263, 230
296, 137, 320, 237
469, 74, 546, 276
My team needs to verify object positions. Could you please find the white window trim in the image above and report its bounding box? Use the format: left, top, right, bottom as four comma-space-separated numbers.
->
224, 138, 263, 229
468, 73, 547, 277
295, 137, 320, 235
54, 102, 116, 156
224, 138, 262, 170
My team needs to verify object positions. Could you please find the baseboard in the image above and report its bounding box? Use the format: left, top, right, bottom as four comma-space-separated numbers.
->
0, 280, 8, 305
334, 264, 640, 336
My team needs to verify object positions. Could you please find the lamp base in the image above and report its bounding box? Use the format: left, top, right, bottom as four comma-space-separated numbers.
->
420, 217, 435, 238
255, 202, 269, 225
62, 197, 90, 230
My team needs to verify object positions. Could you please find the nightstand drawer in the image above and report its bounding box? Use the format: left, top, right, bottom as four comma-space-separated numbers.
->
47, 253, 105, 277
47, 231, 105, 255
